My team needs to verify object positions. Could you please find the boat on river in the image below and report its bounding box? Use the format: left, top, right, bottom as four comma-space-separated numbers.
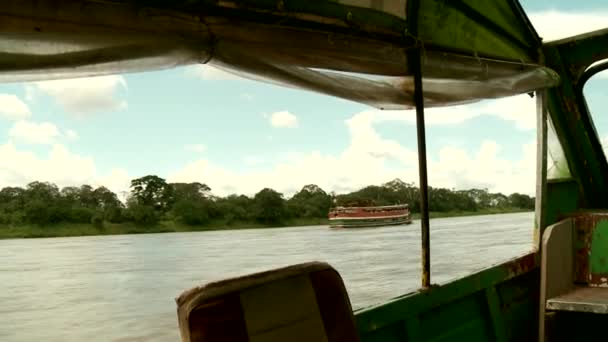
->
4, 1, 608, 341
328, 204, 412, 228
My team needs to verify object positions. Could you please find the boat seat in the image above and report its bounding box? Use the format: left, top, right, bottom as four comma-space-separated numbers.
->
546, 286, 608, 314
540, 213, 608, 341
175, 261, 360, 342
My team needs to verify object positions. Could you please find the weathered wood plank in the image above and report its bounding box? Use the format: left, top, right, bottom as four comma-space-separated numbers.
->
539, 218, 573, 342
547, 287, 608, 314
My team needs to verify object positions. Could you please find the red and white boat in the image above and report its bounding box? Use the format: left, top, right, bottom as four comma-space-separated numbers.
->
328, 204, 412, 228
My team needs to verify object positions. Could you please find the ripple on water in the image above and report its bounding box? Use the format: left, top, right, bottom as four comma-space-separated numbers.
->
0, 212, 535, 341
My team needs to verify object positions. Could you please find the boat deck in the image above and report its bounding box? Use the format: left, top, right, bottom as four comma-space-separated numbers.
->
547, 287, 608, 314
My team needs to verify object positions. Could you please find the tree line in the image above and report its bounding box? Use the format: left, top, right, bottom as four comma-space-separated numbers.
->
0, 176, 535, 227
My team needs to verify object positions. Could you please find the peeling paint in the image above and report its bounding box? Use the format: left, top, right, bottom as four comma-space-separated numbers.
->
571, 213, 608, 286
505, 253, 536, 277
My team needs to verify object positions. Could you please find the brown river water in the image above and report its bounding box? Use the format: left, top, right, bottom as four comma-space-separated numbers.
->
0, 212, 535, 341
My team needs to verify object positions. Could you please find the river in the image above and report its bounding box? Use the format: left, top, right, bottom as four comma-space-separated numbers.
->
0, 212, 535, 341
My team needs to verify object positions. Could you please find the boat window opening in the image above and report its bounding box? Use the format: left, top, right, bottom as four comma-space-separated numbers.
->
582, 68, 608, 163
408, 94, 538, 286
547, 115, 572, 180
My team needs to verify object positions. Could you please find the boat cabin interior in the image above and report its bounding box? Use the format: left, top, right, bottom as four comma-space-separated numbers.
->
2, 0, 608, 341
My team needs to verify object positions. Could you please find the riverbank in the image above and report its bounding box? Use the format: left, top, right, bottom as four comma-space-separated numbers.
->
0, 209, 532, 239
0, 218, 329, 239
411, 207, 530, 220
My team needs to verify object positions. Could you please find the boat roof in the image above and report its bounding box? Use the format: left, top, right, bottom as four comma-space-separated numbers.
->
0, 0, 559, 108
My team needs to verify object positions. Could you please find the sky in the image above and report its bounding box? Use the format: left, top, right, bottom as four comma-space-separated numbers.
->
0, 1, 607, 199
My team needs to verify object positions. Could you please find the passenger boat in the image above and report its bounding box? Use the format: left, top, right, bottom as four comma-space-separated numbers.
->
328, 204, 412, 228
3, 1, 608, 341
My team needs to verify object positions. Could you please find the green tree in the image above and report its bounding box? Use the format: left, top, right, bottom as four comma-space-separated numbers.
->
0, 186, 25, 224
488, 192, 509, 208
60, 186, 80, 204
214, 194, 252, 223
125, 195, 160, 225
508, 193, 535, 209
172, 199, 210, 225
23, 181, 62, 224
252, 188, 286, 224
464, 188, 491, 208
169, 182, 212, 225
130, 175, 172, 212
58, 186, 93, 223
288, 184, 331, 218
93, 186, 124, 222
78, 185, 98, 209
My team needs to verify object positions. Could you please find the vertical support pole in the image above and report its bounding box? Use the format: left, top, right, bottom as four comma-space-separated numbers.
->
413, 50, 430, 288
535, 90, 548, 249
407, 0, 430, 288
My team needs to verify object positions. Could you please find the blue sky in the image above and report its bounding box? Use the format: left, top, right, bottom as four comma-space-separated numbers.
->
0, 1, 606, 198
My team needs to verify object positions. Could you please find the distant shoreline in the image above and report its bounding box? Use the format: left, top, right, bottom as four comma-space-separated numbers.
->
0, 209, 532, 240
410, 207, 530, 220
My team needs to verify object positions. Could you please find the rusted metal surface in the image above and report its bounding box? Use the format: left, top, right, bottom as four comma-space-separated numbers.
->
505, 252, 537, 278
588, 274, 608, 287
573, 215, 593, 283
546, 286, 608, 314
589, 219, 608, 286
569, 213, 608, 285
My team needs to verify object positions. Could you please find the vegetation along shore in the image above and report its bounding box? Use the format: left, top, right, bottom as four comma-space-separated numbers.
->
0, 176, 534, 239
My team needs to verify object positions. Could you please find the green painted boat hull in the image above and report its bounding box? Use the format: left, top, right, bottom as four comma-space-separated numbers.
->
353, 252, 540, 342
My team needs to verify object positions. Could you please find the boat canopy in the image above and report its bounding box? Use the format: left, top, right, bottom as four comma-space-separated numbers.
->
0, 0, 559, 108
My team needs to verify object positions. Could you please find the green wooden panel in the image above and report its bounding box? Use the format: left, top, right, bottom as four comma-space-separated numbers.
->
545, 179, 580, 227
427, 318, 490, 342
355, 253, 539, 342
419, 294, 490, 341
404, 317, 421, 342
359, 321, 407, 342
485, 287, 507, 342
495, 269, 539, 342
590, 220, 608, 278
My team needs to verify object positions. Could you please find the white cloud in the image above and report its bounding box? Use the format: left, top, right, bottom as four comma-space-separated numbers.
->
184, 144, 207, 153
0, 94, 31, 120
431, 141, 536, 195
0, 142, 131, 200
11, 9, 593, 199
370, 94, 536, 131
8, 120, 79, 145
9, 121, 61, 145
169, 101, 536, 197
97, 168, 131, 201
66, 129, 79, 141
269, 111, 298, 128
0, 143, 96, 187
28, 75, 127, 116
529, 10, 608, 42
